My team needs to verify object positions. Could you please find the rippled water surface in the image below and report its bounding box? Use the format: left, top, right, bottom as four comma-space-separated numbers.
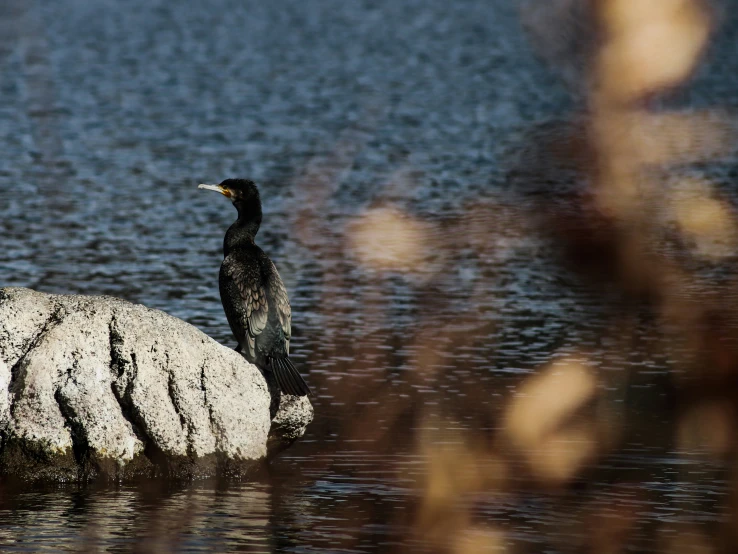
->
2, 0, 738, 552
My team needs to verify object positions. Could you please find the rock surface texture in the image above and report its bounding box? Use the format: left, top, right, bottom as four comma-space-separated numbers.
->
0, 287, 313, 482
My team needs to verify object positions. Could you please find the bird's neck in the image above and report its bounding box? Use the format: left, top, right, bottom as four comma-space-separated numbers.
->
223, 210, 261, 256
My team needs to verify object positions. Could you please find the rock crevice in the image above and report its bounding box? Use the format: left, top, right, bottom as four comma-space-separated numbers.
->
8, 304, 64, 407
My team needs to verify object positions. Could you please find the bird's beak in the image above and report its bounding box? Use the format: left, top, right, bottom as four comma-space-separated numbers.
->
198, 184, 232, 198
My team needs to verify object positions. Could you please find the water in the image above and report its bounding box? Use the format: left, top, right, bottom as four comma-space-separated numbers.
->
2, 0, 738, 552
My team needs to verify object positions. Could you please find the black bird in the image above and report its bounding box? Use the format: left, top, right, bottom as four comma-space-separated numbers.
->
199, 178, 311, 396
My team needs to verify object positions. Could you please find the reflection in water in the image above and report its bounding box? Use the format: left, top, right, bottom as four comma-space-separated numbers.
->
1, 0, 738, 552
0, 450, 730, 552
0, 481, 273, 552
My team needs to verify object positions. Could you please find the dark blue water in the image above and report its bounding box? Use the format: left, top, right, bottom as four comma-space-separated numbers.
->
1, 0, 737, 552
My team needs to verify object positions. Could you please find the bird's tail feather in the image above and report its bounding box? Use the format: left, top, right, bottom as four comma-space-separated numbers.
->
269, 356, 312, 397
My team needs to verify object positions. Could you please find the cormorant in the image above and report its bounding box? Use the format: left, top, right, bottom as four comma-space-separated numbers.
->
199, 178, 311, 397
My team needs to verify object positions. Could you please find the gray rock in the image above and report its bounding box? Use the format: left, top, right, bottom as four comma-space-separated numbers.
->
0, 287, 313, 482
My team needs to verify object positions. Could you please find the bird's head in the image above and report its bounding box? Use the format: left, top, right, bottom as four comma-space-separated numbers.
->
199, 179, 263, 245
199, 178, 264, 231
198, 178, 261, 208
199, 179, 263, 238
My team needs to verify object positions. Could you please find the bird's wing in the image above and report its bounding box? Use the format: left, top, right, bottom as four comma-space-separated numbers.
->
222, 257, 269, 359
268, 260, 292, 354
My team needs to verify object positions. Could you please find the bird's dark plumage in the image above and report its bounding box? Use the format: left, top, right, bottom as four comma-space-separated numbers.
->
200, 178, 311, 397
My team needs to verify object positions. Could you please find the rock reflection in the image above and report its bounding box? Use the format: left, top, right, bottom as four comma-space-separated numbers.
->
0, 482, 273, 552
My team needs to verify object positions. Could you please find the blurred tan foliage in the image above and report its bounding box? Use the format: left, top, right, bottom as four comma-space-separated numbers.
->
280, 1, 738, 552
502, 356, 600, 485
